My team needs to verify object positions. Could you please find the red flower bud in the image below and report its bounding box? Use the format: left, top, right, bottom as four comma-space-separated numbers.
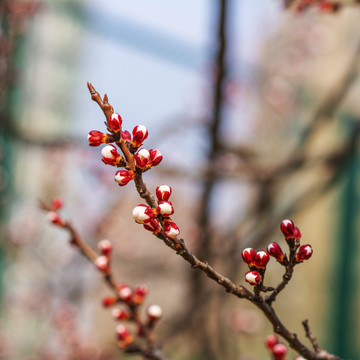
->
254, 251, 270, 269
101, 145, 122, 166
112, 308, 130, 320
47, 212, 64, 226
280, 219, 295, 239
119, 286, 133, 303
267, 242, 285, 262
133, 285, 148, 305
293, 226, 302, 241
148, 149, 163, 167
102, 296, 117, 307
132, 125, 148, 147
88, 130, 108, 147
295, 244, 313, 262
114, 170, 134, 186
143, 219, 161, 234
272, 343, 287, 360
108, 113, 122, 133
135, 148, 150, 168
245, 270, 262, 285
156, 185, 172, 201
157, 201, 174, 217
121, 130, 131, 141
163, 220, 180, 239
94, 255, 110, 273
241, 248, 256, 265
116, 324, 133, 346
51, 197, 63, 211
147, 304, 163, 322
98, 239, 112, 256
265, 334, 278, 349
132, 204, 157, 224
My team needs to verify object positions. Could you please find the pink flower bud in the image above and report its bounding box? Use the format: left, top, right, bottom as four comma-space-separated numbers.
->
132, 125, 148, 147
112, 308, 130, 320
98, 239, 112, 256
47, 212, 64, 226
119, 286, 133, 303
51, 197, 63, 211
121, 130, 131, 141
116, 324, 133, 345
295, 244, 313, 262
157, 201, 174, 217
241, 248, 256, 265
265, 334, 278, 349
88, 130, 108, 147
132, 204, 157, 224
148, 149, 163, 167
143, 219, 161, 234
94, 255, 110, 273
108, 113, 122, 133
147, 304, 163, 321
102, 296, 117, 307
135, 148, 150, 168
280, 219, 295, 238
133, 285, 148, 305
267, 242, 285, 262
156, 185, 172, 201
101, 145, 122, 166
254, 251, 270, 268
163, 220, 180, 239
272, 343, 287, 360
245, 270, 262, 285
114, 170, 134, 186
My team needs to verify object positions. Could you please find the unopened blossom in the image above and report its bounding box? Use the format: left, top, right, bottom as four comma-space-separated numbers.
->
156, 185, 172, 201
114, 170, 134, 186
101, 145, 123, 166
135, 148, 150, 168
88, 130, 109, 147
132, 125, 148, 147
245, 270, 261, 285
143, 219, 161, 234
147, 304, 163, 322
148, 149, 163, 167
157, 201, 174, 217
280, 219, 295, 238
47, 212, 64, 226
241, 248, 256, 266
254, 251, 270, 269
267, 242, 285, 263
295, 244, 313, 262
163, 220, 180, 239
98, 239, 112, 256
108, 113, 122, 133
94, 255, 110, 273
132, 204, 157, 224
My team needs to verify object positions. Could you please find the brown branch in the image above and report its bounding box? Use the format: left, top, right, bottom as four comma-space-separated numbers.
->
303, 319, 322, 353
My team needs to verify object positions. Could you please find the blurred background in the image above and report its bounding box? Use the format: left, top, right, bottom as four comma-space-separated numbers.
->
1, 0, 360, 359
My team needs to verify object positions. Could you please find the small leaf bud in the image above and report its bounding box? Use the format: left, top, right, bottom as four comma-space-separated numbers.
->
121, 130, 131, 141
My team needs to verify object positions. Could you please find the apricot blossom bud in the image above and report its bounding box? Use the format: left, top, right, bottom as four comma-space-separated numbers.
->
265, 334, 278, 349
293, 226, 302, 241
148, 149, 163, 167
143, 219, 161, 234
121, 130, 131, 141
108, 113, 122, 133
116, 324, 133, 347
51, 197, 63, 210
132, 125, 148, 147
273, 343, 287, 359
295, 244, 313, 262
115, 170, 134, 186
157, 201, 174, 217
254, 251, 270, 269
133, 285, 148, 305
47, 212, 64, 226
119, 286, 133, 303
102, 296, 117, 307
267, 242, 285, 263
94, 255, 110, 273
280, 219, 295, 239
245, 270, 262, 285
156, 185, 172, 201
132, 204, 157, 224
241, 248, 256, 265
163, 220, 180, 239
135, 148, 150, 168
101, 145, 123, 166
88, 130, 108, 147
112, 308, 130, 320
98, 239, 112, 256
147, 304, 163, 322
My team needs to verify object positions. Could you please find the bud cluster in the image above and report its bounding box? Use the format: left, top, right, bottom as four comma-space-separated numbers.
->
101, 282, 163, 349
241, 248, 270, 286
265, 334, 287, 360
132, 184, 180, 239
94, 239, 113, 274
